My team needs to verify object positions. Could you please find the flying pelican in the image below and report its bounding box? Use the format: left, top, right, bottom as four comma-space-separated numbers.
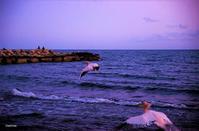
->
125, 101, 179, 131
80, 61, 100, 78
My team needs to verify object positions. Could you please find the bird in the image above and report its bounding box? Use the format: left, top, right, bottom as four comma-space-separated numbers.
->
125, 101, 179, 131
80, 61, 100, 78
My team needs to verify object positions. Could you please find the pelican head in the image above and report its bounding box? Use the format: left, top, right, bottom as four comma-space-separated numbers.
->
139, 101, 152, 112
94, 66, 100, 71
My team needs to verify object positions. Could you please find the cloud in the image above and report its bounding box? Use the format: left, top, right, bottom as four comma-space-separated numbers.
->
128, 32, 199, 49
188, 30, 199, 37
157, 31, 199, 41
135, 30, 199, 43
143, 17, 158, 23
166, 24, 188, 29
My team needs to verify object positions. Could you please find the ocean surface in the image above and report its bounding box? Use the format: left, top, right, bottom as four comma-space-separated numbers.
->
0, 50, 199, 131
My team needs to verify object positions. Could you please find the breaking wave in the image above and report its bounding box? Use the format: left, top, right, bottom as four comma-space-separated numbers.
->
11, 89, 198, 110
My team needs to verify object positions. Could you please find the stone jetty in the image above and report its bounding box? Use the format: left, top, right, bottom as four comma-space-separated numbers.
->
0, 48, 100, 64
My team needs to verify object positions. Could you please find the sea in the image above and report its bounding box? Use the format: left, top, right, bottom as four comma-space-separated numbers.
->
0, 50, 199, 131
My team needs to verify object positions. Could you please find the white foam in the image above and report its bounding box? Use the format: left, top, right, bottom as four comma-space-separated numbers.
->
12, 88, 37, 98
41, 95, 62, 100
11, 88, 196, 110
66, 97, 114, 104
12, 88, 62, 100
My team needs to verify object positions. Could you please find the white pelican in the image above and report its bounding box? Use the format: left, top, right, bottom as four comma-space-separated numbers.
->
80, 61, 100, 78
126, 101, 179, 131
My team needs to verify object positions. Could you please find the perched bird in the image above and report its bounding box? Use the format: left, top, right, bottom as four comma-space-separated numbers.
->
125, 101, 179, 131
80, 61, 100, 78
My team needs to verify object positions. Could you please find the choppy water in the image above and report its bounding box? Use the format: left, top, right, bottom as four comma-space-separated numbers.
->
0, 50, 199, 130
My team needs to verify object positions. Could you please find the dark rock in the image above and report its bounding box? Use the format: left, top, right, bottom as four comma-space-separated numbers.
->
5, 58, 14, 64
40, 57, 53, 62
53, 57, 63, 62
28, 58, 40, 63
0, 48, 100, 64
16, 58, 27, 64
63, 56, 74, 62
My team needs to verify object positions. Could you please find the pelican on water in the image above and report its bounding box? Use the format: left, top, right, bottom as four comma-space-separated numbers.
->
125, 101, 179, 131
80, 61, 100, 78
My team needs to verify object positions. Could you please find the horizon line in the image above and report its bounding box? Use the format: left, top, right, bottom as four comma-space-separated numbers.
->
1, 48, 199, 51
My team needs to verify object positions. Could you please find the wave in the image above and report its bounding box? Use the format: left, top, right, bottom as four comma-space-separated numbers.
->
60, 80, 139, 90
144, 86, 199, 94
60, 80, 199, 94
80, 82, 139, 91
11, 89, 198, 110
80, 82, 111, 89
96, 72, 177, 81
2, 112, 44, 118
4, 75, 31, 81
80, 82, 136, 90
12, 88, 63, 100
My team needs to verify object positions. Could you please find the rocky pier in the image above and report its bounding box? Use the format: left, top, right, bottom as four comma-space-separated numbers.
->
0, 48, 100, 64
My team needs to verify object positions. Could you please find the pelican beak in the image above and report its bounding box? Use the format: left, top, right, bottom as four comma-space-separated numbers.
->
95, 66, 100, 71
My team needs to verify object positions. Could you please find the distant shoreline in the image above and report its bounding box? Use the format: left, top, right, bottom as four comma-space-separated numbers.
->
0, 48, 100, 64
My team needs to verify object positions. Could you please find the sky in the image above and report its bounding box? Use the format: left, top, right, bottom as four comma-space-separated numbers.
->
0, 0, 199, 49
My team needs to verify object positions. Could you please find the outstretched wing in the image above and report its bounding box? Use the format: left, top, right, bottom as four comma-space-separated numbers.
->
151, 110, 173, 129
80, 70, 88, 78
126, 110, 176, 130
153, 111, 173, 125
80, 65, 93, 78
126, 113, 156, 127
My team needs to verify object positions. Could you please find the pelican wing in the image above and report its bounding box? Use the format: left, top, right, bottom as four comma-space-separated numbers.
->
149, 110, 173, 129
80, 65, 93, 78
80, 70, 88, 77
126, 112, 156, 127
162, 113, 172, 124
126, 110, 175, 130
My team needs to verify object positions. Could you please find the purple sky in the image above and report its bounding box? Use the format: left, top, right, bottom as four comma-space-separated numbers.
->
1, 0, 199, 49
